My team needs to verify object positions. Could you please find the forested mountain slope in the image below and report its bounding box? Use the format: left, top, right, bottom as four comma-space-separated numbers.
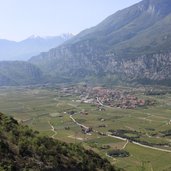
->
0, 61, 43, 86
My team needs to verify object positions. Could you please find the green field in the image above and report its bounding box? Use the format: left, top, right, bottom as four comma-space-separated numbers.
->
0, 85, 171, 171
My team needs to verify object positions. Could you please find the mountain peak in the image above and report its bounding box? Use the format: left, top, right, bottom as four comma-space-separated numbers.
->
26, 35, 42, 40
60, 33, 74, 40
0, 34, 73, 61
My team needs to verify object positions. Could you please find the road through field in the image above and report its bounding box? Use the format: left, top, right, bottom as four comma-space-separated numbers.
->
94, 98, 171, 153
69, 115, 89, 130
70, 115, 171, 153
132, 141, 171, 153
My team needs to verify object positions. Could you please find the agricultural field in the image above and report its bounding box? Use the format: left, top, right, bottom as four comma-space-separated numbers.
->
0, 85, 171, 171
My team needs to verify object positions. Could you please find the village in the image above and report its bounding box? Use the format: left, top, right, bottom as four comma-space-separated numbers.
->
59, 85, 155, 109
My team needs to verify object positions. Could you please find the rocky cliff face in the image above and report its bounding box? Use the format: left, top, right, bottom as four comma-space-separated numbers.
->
30, 40, 171, 85
107, 53, 171, 83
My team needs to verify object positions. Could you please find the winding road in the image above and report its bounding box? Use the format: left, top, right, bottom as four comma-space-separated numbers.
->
122, 140, 129, 149
48, 121, 57, 138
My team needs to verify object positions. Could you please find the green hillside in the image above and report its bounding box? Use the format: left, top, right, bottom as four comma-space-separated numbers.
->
0, 112, 116, 171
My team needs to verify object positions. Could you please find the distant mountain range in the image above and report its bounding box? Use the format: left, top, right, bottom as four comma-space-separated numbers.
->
0, 33, 73, 61
1, 0, 171, 86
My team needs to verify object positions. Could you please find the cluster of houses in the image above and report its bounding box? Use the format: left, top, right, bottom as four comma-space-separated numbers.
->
99, 95, 146, 109
77, 86, 147, 109
59, 85, 154, 109
84, 87, 152, 109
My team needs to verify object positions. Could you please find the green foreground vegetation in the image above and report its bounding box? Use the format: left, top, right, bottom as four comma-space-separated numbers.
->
0, 85, 171, 171
0, 112, 115, 171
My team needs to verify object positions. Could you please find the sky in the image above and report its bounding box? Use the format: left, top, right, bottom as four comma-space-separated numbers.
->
0, 0, 141, 41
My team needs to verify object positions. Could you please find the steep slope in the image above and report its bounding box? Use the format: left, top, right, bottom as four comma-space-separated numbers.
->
0, 112, 116, 171
0, 34, 73, 61
0, 61, 43, 86
30, 0, 171, 85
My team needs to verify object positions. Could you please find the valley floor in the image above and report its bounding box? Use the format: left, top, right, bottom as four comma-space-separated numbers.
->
1, 85, 171, 171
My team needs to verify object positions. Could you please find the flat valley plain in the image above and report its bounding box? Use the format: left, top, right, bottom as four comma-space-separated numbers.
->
1, 85, 171, 171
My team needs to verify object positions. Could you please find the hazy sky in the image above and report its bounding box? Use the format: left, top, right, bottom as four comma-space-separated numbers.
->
0, 0, 141, 41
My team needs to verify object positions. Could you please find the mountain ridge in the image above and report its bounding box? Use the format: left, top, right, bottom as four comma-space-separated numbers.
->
0, 33, 73, 61
29, 0, 171, 85
1, 0, 171, 86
